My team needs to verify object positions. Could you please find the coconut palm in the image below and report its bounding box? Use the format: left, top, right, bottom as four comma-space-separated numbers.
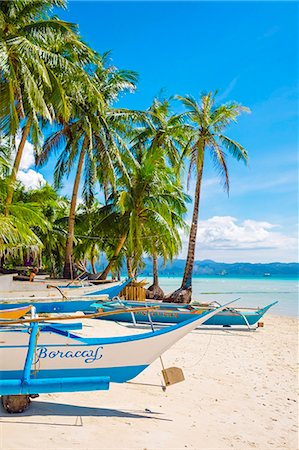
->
145, 213, 188, 299
20, 183, 69, 276
0, 177, 49, 261
131, 97, 187, 171
72, 201, 104, 274
168, 92, 249, 303
0, 0, 93, 213
97, 146, 189, 280
37, 57, 138, 278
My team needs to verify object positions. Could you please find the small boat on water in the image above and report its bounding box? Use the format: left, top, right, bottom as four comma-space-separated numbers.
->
89, 299, 278, 328
0, 300, 236, 412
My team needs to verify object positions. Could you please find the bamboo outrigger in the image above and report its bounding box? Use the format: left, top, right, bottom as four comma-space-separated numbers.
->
89, 299, 278, 329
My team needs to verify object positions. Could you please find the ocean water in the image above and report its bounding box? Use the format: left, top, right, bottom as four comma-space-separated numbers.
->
153, 277, 298, 317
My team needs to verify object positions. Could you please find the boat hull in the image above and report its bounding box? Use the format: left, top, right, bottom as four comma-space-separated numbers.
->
0, 301, 237, 395
0, 280, 131, 313
92, 300, 278, 326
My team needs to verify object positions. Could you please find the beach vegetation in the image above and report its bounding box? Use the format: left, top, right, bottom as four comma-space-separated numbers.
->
0, 1, 249, 301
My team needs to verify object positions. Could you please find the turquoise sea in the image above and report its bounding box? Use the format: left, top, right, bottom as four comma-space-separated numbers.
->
151, 277, 298, 317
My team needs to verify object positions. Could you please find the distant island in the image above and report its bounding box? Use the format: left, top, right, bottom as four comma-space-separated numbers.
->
136, 258, 299, 278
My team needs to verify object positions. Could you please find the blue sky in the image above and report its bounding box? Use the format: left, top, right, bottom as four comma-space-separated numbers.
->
21, 1, 298, 262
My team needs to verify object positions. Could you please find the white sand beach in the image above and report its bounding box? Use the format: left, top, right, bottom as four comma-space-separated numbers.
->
0, 315, 297, 450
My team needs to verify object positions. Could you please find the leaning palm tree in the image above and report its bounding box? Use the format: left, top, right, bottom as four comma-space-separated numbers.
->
168, 92, 250, 303
0, 0, 93, 213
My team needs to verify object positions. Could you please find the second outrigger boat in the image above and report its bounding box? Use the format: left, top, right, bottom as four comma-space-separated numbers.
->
89, 299, 278, 328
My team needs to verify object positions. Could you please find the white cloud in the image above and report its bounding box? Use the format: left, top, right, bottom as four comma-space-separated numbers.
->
14, 137, 35, 170
12, 134, 47, 190
196, 216, 296, 250
179, 216, 298, 263
217, 76, 239, 102
17, 169, 46, 190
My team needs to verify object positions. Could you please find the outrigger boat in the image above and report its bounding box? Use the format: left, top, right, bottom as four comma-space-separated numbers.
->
0, 278, 130, 300
0, 294, 107, 314
89, 299, 278, 328
0, 300, 236, 413
0, 279, 131, 313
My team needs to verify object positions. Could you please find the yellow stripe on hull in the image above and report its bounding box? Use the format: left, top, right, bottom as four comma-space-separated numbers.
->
0, 306, 32, 320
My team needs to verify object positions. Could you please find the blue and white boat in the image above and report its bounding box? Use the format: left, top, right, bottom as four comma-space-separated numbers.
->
0, 300, 236, 410
0, 279, 131, 313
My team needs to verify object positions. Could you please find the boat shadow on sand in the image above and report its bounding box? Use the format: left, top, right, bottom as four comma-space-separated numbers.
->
0, 400, 171, 425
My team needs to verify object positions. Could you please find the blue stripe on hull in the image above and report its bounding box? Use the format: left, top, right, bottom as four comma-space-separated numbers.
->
203, 314, 261, 326
0, 365, 148, 385
98, 311, 263, 326
99, 311, 191, 324
0, 299, 96, 314
0, 281, 131, 313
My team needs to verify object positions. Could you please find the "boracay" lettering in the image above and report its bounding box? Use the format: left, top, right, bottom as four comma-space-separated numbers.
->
35, 346, 103, 364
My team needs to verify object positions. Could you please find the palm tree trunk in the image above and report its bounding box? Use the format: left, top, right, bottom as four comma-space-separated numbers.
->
4, 117, 32, 215
146, 252, 165, 299
153, 253, 158, 286
90, 244, 96, 274
63, 136, 88, 279
99, 233, 127, 280
181, 153, 205, 290
126, 256, 134, 278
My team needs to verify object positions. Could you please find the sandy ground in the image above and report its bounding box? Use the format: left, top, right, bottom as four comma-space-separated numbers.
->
0, 315, 298, 450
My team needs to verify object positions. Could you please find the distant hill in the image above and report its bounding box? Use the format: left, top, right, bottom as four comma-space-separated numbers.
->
137, 258, 299, 278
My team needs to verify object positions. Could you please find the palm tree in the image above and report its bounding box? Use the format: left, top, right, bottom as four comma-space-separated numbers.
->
168, 92, 250, 303
0, 0, 93, 213
21, 183, 69, 277
72, 201, 104, 274
37, 57, 138, 278
131, 97, 187, 171
144, 190, 189, 299
0, 177, 49, 262
97, 146, 189, 280
145, 230, 185, 300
